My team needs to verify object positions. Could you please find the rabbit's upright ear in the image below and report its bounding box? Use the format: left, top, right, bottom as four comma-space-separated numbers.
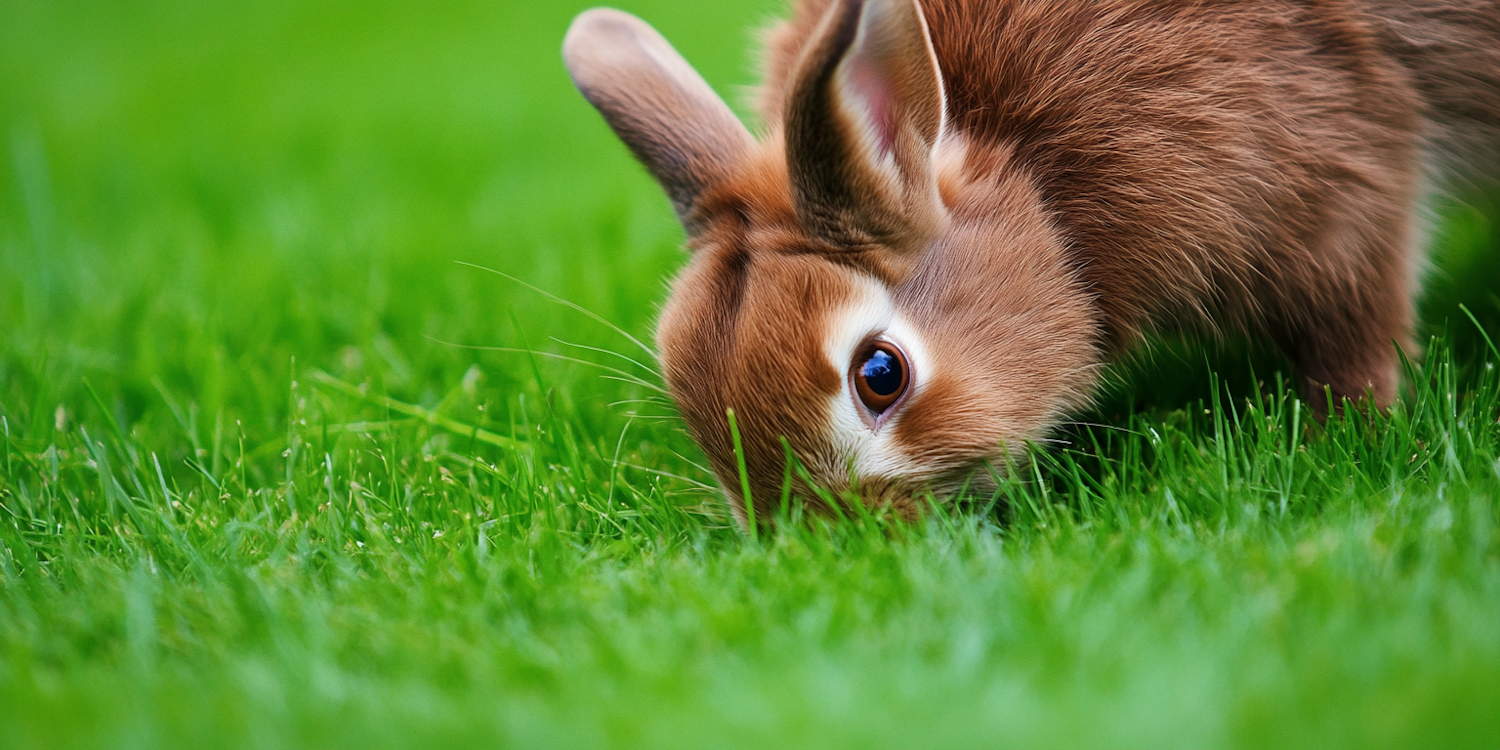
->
786, 0, 947, 249
564, 9, 755, 234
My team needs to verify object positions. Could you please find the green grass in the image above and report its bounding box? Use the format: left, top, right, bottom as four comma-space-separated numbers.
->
3, 1, 1500, 747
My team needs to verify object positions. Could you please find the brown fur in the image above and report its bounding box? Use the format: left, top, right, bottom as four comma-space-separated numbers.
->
564, 1, 1500, 526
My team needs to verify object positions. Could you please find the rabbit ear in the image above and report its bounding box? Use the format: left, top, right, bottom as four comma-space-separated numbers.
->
564, 9, 755, 234
786, 0, 947, 249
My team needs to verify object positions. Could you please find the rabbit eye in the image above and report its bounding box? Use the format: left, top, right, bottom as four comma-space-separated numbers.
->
852, 341, 910, 415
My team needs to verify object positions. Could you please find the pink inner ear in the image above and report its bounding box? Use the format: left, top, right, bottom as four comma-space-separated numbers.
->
843, 54, 898, 158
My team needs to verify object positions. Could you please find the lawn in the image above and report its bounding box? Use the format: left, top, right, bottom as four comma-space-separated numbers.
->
3, 1, 1500, 747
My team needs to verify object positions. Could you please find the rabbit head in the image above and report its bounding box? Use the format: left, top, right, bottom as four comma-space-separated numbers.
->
564, 0, 1100, 524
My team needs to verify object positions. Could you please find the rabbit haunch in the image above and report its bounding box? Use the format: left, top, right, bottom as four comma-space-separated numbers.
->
563, 0, 1500, 524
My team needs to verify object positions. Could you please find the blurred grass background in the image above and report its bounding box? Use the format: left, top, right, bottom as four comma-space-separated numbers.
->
0, 0, 775, 435
2, 1, 1499, 748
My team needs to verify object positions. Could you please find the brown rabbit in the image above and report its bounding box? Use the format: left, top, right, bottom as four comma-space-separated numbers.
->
563, 0, 1500, 524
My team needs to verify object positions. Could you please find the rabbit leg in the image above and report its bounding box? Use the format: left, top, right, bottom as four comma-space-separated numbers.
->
1289, 316, 1406, 410
1280, 220, 1416, 411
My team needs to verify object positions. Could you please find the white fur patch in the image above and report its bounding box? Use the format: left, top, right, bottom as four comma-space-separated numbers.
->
820, 277, 934, 483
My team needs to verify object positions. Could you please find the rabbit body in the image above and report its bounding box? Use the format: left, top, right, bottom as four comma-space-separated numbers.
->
564, 0, 1500, 523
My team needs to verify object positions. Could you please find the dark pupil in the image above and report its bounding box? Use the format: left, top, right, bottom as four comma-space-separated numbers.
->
860, 350, 903, 396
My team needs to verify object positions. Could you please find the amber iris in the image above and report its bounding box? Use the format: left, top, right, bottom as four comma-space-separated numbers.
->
852, 342, 909, 415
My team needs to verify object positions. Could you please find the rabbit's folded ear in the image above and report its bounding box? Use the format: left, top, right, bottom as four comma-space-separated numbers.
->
786, 0, 947, 249
564, 9, 755, 234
